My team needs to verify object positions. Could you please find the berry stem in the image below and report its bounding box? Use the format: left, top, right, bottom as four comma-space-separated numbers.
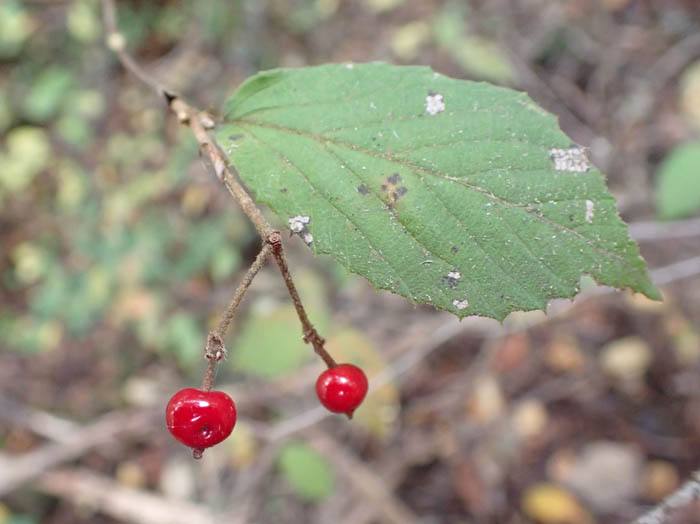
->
200, 244, 272, 393
213, 244, 272, 340
267, 232, 337, 369
101, 0, 338, 377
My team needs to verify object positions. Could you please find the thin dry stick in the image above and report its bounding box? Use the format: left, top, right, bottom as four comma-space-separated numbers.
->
38, 468, 217, 524
631, 469, 700, 524
201, 243, 272, 393
100, 0, 332, 382
0, 408, 159, 496
267, 231, 337, 368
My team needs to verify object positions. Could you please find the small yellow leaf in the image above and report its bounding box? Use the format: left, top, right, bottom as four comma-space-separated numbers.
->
391, 21, 430, 61
599, 336, 652, 382
522, 483, 591, 524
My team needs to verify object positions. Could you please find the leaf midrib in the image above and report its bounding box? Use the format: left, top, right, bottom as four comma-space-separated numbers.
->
235, 117, 641, 278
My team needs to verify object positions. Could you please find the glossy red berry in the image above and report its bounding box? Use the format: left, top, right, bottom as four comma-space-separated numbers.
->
316, 364, 368, 415
166, 388, 236, 449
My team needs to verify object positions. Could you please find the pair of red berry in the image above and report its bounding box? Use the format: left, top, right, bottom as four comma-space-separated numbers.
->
166, 364, 368, 450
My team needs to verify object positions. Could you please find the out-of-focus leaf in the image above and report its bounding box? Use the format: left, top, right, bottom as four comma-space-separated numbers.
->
363, 0, 404, 13
4, 515, 39, 524
0, 86, 12, 133
453, 36, 514, 83
55, 114, 92, 147
325, 328, 399, 438
67, 89, 105, 119
521, 483, 591, 524
278, 0, 338, 34
0, 126, 51, 192
0, 1, 32, 58
680, 60, 700, 131
56, 160, 88, 212
67, 0, 101, 43
23, 67, 73, 122
11, 242, 47, 285
278, 441, 335, 501
209, 245, 241, 282
391, 21, 431, 61
173, 221, 226, 279
168, 132, 199, 184
224, 421, 258, 468
433, 2, 467, 49
655, 142, 700, 220
31, 267, 69, 319
231, 303, 311, 378
166, 312, 204, 369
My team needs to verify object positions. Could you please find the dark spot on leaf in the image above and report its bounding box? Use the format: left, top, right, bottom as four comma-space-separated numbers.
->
568, 214, 574, 222
443, 274, 460, 289
381, 173, 408, 204
371, 137, 377, 141
357, 184, 370, 195
229, 134, 245, 141
428, 89, 436, 96
280, 188, 288, 193
451, 246, 458, 254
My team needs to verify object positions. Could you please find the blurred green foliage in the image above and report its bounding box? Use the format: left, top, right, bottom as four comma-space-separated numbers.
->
655, 141, 700, 220
0, 0, 255, 376
277, 441, 335, 501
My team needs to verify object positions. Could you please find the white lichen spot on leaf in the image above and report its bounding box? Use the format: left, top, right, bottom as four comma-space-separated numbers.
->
288, 215, 310, 233
288, 215, 313, 245
549, 147, 590, 172
447, 271, 461, 280
585, 199, 595, 223
453, 299, 469, 310
426, 93, 445, 115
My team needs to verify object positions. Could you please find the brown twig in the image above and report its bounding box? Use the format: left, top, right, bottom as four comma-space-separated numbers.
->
0, 408, 159, 496
100, 0, 333, 396
266, 231, 337, 369
631, 469, 700, 524
200, 244, 272, 392
38, 468, 217, 524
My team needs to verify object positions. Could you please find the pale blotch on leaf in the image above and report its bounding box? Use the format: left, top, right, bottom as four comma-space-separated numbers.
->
425, 93, 445, 115
549, 147, 590, 172
445, 271, 461, 289
288, 215, 313, 245
585, 199, 595, 223
453, 298, 469, 310
288, 215, 310, 233
345, 63, 354, 70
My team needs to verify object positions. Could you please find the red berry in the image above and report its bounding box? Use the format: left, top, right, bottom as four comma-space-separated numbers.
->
166, 388, 236, 449
316, 364, 368, 415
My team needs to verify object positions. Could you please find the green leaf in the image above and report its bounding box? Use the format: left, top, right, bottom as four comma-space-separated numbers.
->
278, 442, 335, 501
655, 142, 700, 220
217, 63, 659, 321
